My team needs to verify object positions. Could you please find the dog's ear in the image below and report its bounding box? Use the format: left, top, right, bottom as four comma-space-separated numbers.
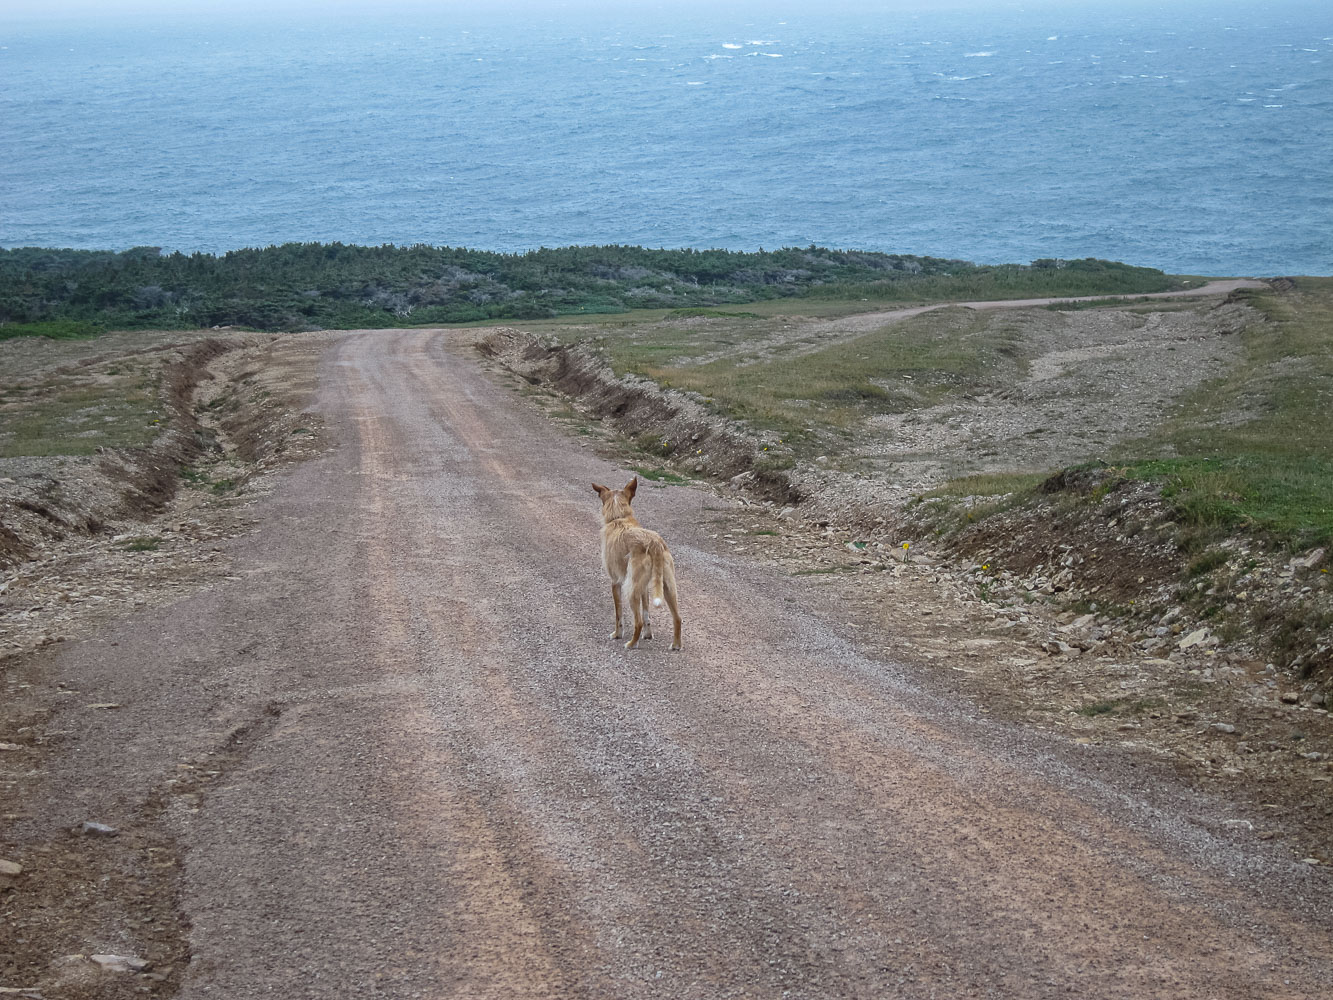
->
624, 476, 638, 499
592, 483, 610, 498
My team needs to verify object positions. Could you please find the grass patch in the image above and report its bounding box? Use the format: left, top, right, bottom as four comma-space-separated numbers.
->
609, 306, 1031, 445
753, 453, 797, 475
0, 320, 104, 341
666, 307, 763, 320
923, 471, 1050, 500
914, 470, 1051, 534
1044, 297, 1149, 312
116, 535, 162, 552
631, 466, 689, 485
1108, 282, 1333, 548
1075, 700, 1121, 717
1187, 548, 1230, 577
800, 260, 1181, 304
0, 375, 162, 457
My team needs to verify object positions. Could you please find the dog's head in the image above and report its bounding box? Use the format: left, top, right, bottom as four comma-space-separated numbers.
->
592, 477, 638, 523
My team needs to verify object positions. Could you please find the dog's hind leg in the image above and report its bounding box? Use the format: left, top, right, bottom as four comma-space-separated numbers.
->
640, 589, 653, 640
609, 582, 623, 640
625, 552, 650, 649
663, 560, 682, 651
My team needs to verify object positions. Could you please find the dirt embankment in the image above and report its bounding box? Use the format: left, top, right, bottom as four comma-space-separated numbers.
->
475, 328, 799, 501
1, 339, 232, 570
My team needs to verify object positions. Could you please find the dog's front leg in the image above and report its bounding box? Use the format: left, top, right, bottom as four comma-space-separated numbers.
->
610, 583, 623, 640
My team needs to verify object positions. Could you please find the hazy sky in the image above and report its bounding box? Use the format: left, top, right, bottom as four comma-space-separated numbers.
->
0, 0, 1092, 22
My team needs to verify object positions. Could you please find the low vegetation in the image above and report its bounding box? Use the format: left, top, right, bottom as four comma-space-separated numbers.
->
605, 306, 1030, 442
0, 243, 1177, 333
0, 370, 163, 458
1117, 280, 1333, 548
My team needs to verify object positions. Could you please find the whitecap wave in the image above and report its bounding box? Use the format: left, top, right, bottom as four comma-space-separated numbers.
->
964, 51, 994, 57
722, 43, 742, 50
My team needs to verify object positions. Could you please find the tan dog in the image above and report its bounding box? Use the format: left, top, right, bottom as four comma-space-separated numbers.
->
592, 477, 682, 651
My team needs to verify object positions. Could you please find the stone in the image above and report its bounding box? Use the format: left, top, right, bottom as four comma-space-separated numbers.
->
1280, 691, 1300, 704
90, 954, 151, 973
0, 743, 22, 751
1290, 547, 1326, 571
1178, 628, 1210, 650
1210, 723, 1237, 734
79, 821, 119, 837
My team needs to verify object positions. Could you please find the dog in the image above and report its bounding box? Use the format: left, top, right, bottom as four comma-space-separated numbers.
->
592, 477, 682, 651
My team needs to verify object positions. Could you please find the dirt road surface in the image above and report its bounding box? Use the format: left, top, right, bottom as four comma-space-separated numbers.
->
830, 278, 1270, 333
14, 328, 1333, 999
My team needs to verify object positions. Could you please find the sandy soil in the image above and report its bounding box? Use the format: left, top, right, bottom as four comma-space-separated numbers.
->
4, 328, 1332, 998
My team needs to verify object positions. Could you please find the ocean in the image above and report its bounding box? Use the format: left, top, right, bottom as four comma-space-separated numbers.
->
2, 1, 1330, 275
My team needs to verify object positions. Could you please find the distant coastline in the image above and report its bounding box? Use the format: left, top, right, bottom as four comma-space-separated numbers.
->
0, 243, 1188, 335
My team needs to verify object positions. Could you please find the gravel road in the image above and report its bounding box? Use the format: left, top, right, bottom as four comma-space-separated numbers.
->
24, 328, 1333, 998
830, 278, 1270, 333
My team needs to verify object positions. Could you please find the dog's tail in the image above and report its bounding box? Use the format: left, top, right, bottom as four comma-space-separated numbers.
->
649, 538, 667, 608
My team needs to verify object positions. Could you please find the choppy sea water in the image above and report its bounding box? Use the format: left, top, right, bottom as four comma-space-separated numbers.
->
1, 2, 1330, 274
